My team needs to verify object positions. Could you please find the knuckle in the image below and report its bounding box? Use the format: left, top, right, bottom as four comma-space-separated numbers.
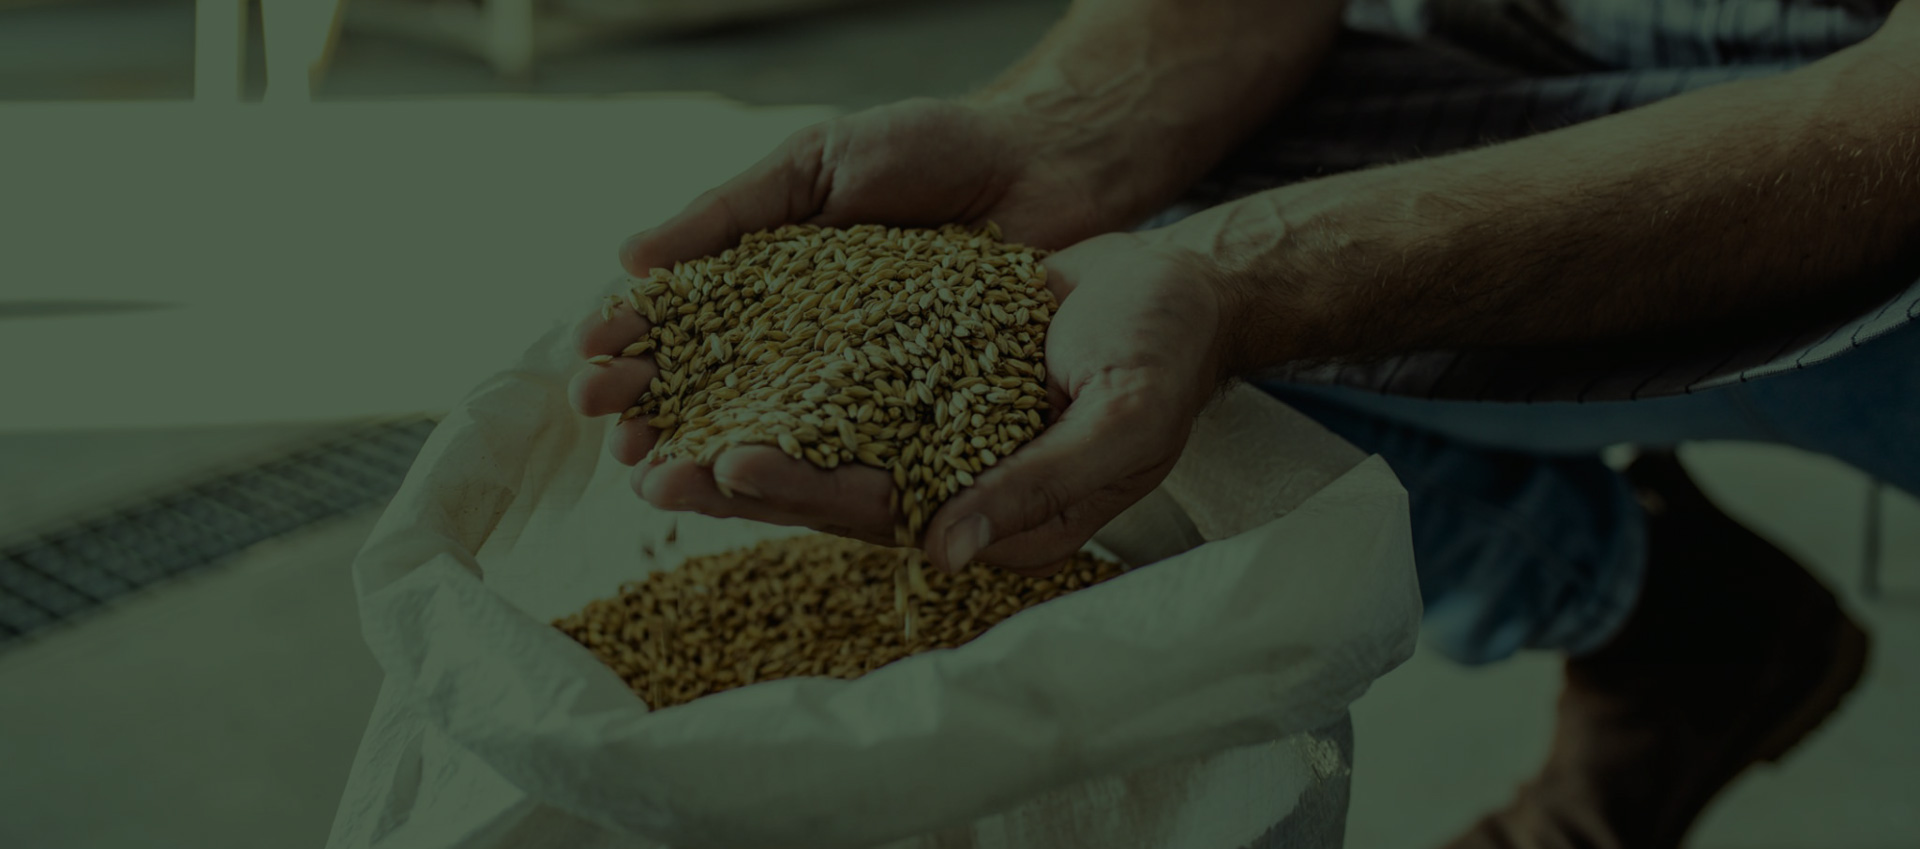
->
985, 530, 1079, 577
620, 232, 659, 268
785, 122, 829, 157
1014, 479, 1075, 535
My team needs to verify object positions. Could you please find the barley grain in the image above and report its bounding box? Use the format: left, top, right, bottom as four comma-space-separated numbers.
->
613, 224, 1055, 549
554, 535, 1123, 709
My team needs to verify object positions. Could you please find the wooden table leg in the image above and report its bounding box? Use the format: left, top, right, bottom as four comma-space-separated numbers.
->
194, 0, 247, 103
262, 0, 350, 102
484, 0, 537, 81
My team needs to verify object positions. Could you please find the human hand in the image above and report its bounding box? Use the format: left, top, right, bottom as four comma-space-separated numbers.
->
577, 228, 1234, 576
918, 232, 1233, 574
617, 95, 1122, 278
571, 98, 1137, 542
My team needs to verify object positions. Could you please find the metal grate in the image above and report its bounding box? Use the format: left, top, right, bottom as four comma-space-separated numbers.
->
0, 417, 440, 646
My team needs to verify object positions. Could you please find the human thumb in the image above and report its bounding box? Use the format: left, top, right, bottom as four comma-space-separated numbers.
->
923, 391, 1145, 573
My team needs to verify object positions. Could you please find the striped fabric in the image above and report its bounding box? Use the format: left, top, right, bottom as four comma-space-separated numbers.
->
1145, 0, 1913, 402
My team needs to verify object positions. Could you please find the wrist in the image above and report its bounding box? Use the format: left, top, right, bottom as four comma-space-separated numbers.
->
1192, 252, 1258, 391
1143, 192, 1333, 373
1146, 169, 1462, 371
956, 91, 1187, 229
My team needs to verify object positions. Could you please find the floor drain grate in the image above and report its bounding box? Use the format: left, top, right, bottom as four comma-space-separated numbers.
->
0, 417, 441, 646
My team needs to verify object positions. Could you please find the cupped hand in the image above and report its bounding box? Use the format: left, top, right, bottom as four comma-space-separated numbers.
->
570, 99, 1225, 565
616, 97, 1116, 277
568, 288, 902, 546
920, 232, 1233, 574
576, 230, 1234, 577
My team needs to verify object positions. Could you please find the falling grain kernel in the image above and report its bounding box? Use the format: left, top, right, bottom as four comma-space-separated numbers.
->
906, 555, 931, 596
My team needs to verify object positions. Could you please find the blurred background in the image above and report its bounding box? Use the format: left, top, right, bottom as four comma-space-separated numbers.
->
0, 0, 1062, 106
2, 1, 1917, 847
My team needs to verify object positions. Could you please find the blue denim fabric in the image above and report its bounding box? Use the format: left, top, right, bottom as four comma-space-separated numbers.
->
1256, 318, 1920, 666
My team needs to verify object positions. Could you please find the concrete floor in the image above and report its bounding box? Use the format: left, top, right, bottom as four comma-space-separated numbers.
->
0, 423, 349, 546
0, 512, 385, 849
3, 1, 1917, 847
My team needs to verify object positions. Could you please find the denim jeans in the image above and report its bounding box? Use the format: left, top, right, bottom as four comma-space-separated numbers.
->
1255, 317, 1920, 666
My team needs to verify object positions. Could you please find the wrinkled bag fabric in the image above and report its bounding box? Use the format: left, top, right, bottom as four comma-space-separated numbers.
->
327, 298, 1422, 849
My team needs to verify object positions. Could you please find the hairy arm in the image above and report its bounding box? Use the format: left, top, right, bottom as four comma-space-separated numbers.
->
966, 0, 1349, 231
1154, 3, 1920, 371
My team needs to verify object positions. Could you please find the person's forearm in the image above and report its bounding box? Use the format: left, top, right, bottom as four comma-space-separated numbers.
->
965, 0, 1347, 229
1157, 11, 1920, 371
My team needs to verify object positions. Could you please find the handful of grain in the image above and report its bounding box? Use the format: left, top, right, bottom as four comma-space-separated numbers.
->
600, 223, 1055, 547
554, 534, 1126, 709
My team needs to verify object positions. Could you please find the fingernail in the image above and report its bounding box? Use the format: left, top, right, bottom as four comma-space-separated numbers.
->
718, 476, 763, 499
944, 514, 991, 573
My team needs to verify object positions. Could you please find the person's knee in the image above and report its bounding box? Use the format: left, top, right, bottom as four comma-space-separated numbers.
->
1418, 602, 1530, 666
